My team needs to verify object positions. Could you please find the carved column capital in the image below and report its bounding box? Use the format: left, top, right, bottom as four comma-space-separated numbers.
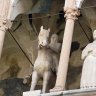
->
0, 19, 7, 32
0, 18, 12, 32
64, 8, 80, 20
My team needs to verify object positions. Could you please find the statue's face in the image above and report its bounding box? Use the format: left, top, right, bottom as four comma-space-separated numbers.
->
38, 26, 50, 48
93, 30, 96, 40
51, 34, 58, 43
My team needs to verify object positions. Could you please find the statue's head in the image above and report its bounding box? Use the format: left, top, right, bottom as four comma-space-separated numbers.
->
51, 34, 58, 43
93, 30, 96, 40
38, 26, 50, 48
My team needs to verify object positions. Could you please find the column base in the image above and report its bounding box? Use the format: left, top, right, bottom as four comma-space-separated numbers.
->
50, 86, 64, 92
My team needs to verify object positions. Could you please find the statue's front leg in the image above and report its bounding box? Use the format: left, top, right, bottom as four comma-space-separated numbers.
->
54, 57, 59, 75
56, 61, 59, 75
30, 71, 39, 91
42, 71, 51, 93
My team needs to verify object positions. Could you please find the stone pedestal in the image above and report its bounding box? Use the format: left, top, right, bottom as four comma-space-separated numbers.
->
23, 89, 96, 96
23, 90, 41, 96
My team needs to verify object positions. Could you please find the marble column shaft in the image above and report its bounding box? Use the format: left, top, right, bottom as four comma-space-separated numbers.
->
50, 0, 80, 92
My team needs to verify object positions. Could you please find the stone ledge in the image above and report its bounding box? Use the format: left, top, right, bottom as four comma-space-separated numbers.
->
23, 88, 96, 96
23, 90, 41, 96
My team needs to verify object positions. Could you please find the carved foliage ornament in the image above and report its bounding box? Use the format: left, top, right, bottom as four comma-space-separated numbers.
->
64, 0, 84, 20
64, 8, 80, 20
0, 19, 12, 32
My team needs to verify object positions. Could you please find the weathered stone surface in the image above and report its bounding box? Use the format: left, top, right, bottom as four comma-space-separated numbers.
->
0, 78, 30, 96
0, 15, 38, 80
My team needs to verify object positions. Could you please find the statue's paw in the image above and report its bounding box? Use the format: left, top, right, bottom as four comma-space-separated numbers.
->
23, 78, 28, 84
23, 75, 32, 84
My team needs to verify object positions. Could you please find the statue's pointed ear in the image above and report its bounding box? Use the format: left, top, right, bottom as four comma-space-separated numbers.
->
40, 26, 43, 31
48, 28, 50, 32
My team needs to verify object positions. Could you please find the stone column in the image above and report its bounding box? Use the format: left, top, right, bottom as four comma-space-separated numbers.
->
0, 0, 11, 58
50, 0, 80, 92
0, 20, 7, 58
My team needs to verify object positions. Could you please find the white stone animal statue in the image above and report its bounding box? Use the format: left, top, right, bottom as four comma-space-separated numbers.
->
49, 34, 61, 53
30, 26, 59, 93
80, 30, 96, 88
